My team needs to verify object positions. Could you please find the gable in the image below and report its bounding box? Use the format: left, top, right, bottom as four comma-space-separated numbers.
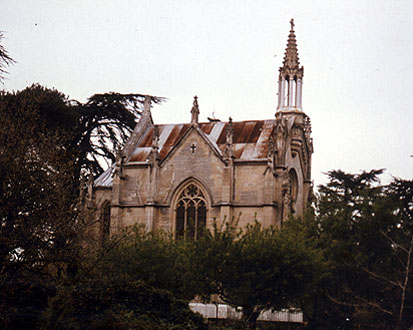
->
128, 119, 277, 164
160, 126, 224, 167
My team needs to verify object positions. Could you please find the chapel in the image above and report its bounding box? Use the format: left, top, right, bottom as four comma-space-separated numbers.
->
91, 20, 313, 240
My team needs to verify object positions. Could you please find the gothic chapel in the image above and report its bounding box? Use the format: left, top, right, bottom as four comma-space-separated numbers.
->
92, 20, 313, 240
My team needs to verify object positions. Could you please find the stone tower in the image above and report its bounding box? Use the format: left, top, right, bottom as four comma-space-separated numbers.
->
273, 19, 313, 222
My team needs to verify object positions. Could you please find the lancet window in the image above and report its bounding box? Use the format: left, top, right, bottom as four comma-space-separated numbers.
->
101, 201, 111, 244
175, 183, 207, 239
289, 169, 299, 203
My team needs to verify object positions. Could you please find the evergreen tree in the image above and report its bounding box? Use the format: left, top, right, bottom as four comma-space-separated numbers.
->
0, 85, 164, 328
191, 221, 327, 324
306, 170, 413, 329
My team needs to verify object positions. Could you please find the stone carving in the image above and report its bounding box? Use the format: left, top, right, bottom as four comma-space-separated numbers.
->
281, 169, 295, 221
283, 189, 292, 222
223, 117, 234, 160
267, 135, 275, 161
281, 169, 290, 194
85, 175, 95, 208
190, 96, 199, 124
148, 125, 160, 165
304, 116, 312, 140
274, 118, 287, 165
114, 149, 125, 178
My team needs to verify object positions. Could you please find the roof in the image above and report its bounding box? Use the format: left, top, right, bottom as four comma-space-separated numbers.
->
128, 120, 276, 162
94, 165, 114, 188
94, 119, 278, 188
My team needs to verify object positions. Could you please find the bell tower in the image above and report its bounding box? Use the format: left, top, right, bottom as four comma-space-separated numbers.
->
277, 19, 304, 112
273, 20, 313, 223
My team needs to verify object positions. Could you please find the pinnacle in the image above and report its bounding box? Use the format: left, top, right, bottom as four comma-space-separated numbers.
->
282, 19, 300, 70
191, 95, 199, 124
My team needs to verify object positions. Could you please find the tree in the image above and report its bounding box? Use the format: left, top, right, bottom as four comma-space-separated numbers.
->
0, 31, 15, 83
0, 86, 79, 328
191, 221, 327, 324
361, 178, 413, 330
100, 227, 195, 300
1, 84, 165, 179
42, 269, 205, 330
0, 85, 164, 328
312, 170, 413, 329
72, 92, 165, 177
41, 227, 206, 329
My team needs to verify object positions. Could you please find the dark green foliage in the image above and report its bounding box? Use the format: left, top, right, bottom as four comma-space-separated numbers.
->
43, 277, 205, 330
0, 86, 80, 329
0, 84, 165, 179
187, 222, 240, 302
208, 318, 305, 329
100, 227, 195, 300
41, 224, 326, 328
0, 85, 164, 328
0, 273, 55, 329
190, 221, 327, 323
73, 92, 165, 176
41, 228, 206, 330
301, 170, 413, 329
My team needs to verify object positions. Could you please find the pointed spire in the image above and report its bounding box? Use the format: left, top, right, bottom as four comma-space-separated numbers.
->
277, 19, 304, 112
282, 19, 301, 71
190, 96, 199, 124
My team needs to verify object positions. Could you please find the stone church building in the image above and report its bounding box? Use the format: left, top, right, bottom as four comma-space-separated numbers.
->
92, 20, 313, 240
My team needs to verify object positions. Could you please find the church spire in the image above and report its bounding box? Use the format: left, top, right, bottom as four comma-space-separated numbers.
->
277, 19, 304, 112
282, 19, 301, 71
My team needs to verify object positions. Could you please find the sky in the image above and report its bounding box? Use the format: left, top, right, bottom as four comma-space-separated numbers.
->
2, 0, 413, 188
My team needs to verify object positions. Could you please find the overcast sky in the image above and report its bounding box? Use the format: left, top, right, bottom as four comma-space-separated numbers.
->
2, 0, 412, 187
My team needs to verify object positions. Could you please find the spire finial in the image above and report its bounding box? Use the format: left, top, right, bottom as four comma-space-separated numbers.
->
282, 19, 301, 71
191, 95, 199, 124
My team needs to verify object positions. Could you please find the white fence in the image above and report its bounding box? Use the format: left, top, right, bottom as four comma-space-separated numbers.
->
189, 303, 303, 323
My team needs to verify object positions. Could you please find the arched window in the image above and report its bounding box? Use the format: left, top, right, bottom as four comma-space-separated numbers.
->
284, 75, 290, 107
289, 169, 299, 203
102, 202, 111, 244
175, 183, 207, 239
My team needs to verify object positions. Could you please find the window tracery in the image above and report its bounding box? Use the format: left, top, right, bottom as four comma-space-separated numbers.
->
175, 183, 207, 239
